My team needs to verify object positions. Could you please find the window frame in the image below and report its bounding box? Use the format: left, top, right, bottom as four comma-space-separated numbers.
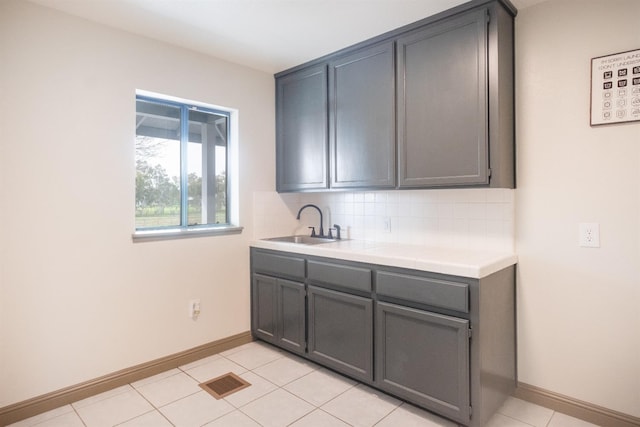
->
132, 93, 242, 242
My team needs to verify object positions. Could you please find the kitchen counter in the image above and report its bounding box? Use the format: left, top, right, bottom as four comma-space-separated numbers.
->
250, 238, 517, 279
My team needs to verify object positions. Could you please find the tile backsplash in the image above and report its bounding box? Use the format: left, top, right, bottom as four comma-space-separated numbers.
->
253, 188, 514, 252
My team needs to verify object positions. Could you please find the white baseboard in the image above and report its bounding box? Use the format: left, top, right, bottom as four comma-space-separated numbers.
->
515, 382, 640, 427
0, 331, 253, 426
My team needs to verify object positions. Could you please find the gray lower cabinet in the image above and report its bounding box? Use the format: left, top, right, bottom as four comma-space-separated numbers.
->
375, 301, 470, 424
251, 273, 277, 343
250, 248, 515, 427
307, 285, 373, 382
251, 273, 306, 355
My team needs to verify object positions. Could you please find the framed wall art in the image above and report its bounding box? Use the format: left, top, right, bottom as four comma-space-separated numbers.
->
590, 48, 640, 126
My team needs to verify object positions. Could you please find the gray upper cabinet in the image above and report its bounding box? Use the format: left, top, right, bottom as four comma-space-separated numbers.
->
397, 8, 489, 187
276, 64, 328, 192
275, 0, 515, 192
329, 42, 395, 189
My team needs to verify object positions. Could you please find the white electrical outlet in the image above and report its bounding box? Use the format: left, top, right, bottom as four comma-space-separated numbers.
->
579, 223, 600, 248
189, 299, 201, 319
382, 217, 391, 233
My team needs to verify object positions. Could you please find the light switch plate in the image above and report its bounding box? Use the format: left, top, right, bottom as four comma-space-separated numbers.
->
579, 223, 600, 248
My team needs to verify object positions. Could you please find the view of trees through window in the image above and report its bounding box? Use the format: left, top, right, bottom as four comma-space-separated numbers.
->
135, 97, 228, 229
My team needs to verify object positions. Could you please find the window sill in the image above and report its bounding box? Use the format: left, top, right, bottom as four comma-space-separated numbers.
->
132, 225, 243, 242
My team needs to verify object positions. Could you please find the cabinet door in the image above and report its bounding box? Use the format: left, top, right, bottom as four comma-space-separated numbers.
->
251, 275, 306, 354
276, 64, 328, 192
307, 286, 373, 382
397, 8, 489, 187
329, 42, 395, 189
375, 302, 470, 423
251, 274, 278, 344
278, 279, 306, 355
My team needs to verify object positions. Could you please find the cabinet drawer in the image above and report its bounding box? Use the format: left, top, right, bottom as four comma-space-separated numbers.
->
376, 271, 469, 313
308, 260, 372, 293
252, 250, 305, 281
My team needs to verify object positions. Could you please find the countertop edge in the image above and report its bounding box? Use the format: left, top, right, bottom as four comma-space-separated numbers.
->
250, 240, 517, 279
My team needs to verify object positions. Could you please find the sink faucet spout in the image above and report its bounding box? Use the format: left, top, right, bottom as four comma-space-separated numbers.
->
296, 204, 324, 237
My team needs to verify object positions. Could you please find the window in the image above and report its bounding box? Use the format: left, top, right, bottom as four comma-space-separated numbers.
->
134, 93, 240, 239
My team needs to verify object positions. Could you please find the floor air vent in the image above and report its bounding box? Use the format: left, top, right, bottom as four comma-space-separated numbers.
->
199, 372, 251, 399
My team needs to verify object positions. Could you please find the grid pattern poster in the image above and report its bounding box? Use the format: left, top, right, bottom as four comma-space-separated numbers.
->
590, 48, 640, 126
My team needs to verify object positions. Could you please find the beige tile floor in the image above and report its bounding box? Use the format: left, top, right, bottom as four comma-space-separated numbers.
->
9, 341, 599, 427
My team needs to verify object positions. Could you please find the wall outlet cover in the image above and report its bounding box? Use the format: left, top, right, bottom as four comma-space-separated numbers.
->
579, 223, 600, 248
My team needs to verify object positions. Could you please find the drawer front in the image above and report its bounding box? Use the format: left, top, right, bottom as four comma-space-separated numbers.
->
308, 260, 372, 293
376, 271, 469, 313
252, 250, 305, 281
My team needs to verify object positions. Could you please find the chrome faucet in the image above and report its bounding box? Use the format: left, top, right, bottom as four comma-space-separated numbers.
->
296, 204, 324, 238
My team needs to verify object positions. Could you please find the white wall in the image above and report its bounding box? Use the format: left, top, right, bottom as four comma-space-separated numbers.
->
2, 0, 639, 419
0, 0, 274, 407
515, 0, 640, 417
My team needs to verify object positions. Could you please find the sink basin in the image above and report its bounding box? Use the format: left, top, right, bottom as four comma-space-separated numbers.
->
263, 235, 339, 245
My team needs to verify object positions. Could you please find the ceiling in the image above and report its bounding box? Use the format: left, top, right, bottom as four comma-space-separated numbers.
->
29, 0, 548, 74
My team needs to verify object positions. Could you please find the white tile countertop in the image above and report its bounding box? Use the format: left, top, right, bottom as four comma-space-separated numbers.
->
250, 238, 517, 279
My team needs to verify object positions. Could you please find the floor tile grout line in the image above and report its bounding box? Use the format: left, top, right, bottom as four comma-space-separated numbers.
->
133, 369, 204, 412
129, 367, 184, 390
176, 354, 223, 373
544, 410, 557, 427
281, 404, 315, 427
254, 363, 360, 407
42, 406, 88, 427
280, 374, 356, 408
233, 407, 266, 427
74, 406, 88, 427
130, 369, 183, 392
16, 346, 568, 427
221, 378, 279, 411
315, 407, 356, 427
178, 368, 207, 387
371, 403, 402, 427
220, 351, 287, 373
316, 381, 360, 410
110, 408, 159, 427
496, 411, 543, 427
231, 382, 319, 427
313, 406, 355, 427
71, 384, 134, 411
245, 363, 310, 390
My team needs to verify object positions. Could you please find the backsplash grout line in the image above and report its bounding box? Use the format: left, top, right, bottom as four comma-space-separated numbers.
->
254, 189, 515, 252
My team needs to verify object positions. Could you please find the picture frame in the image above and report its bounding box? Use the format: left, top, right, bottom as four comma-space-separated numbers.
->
590, 48, 640, 126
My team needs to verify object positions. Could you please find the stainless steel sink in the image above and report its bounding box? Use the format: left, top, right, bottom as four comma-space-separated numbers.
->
263, 235, 339, 245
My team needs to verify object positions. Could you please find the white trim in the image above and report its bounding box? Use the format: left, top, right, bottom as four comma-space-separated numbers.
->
132, 226, 243, 242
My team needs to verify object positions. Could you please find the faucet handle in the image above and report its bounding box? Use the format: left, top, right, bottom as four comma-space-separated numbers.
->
328, 228, 334, 239
308, 226, 316, 237
333, 224, 341, 240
